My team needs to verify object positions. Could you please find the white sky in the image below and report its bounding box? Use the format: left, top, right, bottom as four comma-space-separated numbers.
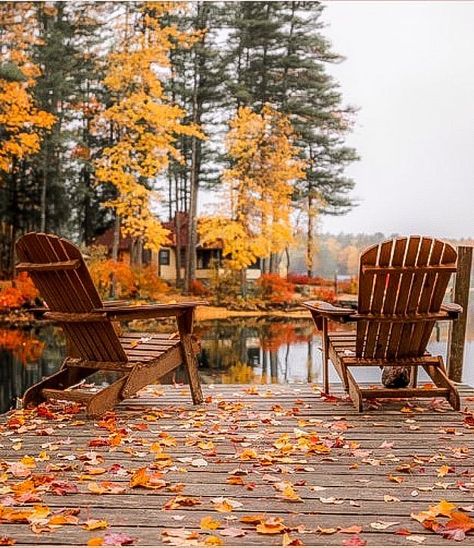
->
319, 1, 474, 238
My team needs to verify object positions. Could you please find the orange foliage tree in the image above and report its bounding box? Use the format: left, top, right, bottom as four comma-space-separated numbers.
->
0, 3, 55, 177
94, 2, 204, 256
256, 274, 295, 305
0, 273, 39, 311
88, 255, 169, 301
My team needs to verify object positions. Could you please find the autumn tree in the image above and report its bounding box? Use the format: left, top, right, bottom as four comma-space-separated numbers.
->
0, 2, 55, 275
95, 2, 203, 265
200, 104, 305, 287
224, 1, 358, 276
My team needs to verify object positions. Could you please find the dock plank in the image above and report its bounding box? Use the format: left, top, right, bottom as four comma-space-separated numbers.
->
0, 383, 473, 546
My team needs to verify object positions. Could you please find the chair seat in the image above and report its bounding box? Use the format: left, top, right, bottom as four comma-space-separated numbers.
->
119, 332, 181, 362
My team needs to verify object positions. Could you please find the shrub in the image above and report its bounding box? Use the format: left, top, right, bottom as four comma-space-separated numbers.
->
135, 265, 169, 300
287, 273, 334, 287
311, 287, 336, 303
0, 273, 39, 311
89, 259, 136, 299
337, 278, 358, 295
190, 279, 209, 296
256, 274, 295, 304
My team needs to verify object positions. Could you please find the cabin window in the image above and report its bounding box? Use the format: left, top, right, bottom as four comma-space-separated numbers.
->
159, 249, 170, 266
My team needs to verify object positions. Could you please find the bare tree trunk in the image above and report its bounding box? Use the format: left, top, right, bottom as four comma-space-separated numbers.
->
307, 191, 314, 277
184, 46, 200, 293
40, 158, 47, 233
175, 209, 182, 288
109, 214, 120, 298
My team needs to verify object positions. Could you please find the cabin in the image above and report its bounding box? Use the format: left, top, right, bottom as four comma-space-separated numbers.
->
94, 213, 287, 285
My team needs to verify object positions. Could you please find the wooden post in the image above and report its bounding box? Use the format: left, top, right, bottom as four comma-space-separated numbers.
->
447, 246, 473, 382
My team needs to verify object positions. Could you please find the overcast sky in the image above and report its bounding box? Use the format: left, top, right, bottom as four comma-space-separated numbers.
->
319, 1, 474, 238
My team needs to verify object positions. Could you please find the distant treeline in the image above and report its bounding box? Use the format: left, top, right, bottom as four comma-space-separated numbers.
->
290, 233, 474, 279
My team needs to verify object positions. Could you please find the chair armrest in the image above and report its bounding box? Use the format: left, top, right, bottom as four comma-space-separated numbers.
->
102, 300, 130, 307
441, 302, 463, 319
303, 300, 356, 328
95, 301, 208, 321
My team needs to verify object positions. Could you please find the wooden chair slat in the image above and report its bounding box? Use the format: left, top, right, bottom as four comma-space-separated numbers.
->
356, 245, 378, 355
375, 238, 407, 358
364, 240, 393, 358
409, 240, 444, 355
398, 237, 432, 357
417, 242, 457, 354
386, 236, 420, 358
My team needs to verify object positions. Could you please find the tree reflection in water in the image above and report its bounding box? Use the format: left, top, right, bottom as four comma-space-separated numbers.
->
0, 327, 65, 414
2, 310, 469, 413
195, 319, 318, 385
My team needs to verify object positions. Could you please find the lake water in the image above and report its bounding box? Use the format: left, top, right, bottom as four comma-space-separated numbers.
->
0, 305, 473, 414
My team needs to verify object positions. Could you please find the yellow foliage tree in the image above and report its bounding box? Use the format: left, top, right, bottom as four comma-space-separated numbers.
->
95, 2, 204, 253
200, 104, 306, 270
0, 3, 55, 175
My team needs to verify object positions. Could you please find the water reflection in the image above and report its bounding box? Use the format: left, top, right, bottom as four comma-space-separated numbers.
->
0, 307, 472, 414
0, 326, 66, 413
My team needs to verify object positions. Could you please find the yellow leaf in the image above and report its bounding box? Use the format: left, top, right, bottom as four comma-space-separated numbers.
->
437, 465, 450, 478
204, 536, 223, 546
200, 516, 221, 531
83, 519, 109, 531
256, 517, 286, 535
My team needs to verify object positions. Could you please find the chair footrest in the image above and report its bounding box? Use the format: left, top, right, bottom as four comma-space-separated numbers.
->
360, 387, 450, 399
41, 388, 95, 403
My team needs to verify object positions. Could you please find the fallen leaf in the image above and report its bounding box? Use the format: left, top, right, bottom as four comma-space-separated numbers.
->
256, 517, 285, 535
383, 494, 400, 503
339, 526, 362, 534
212, 497, 243, 513
342, 535, 367, 546
83, 520, 109, 531
203, 536, 223, 545
103, 532, 135, 545
163, 496, 201, 510
87, 539, 104, 547
316, 526, 338, 534
406, 535, 426, 544
200, 516, 221, 531
220, 528, 246, 538
370, 521, 399, 530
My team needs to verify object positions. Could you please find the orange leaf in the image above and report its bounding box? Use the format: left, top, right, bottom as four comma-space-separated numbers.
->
200, 516, 221, 531
87, 538, 104, 546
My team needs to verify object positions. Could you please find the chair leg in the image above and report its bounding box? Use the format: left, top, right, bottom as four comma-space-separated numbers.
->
177, 308, 203, 405
423, 358, 460, 411
409, 364, 418, 388
322, 317, 329, 394
346, 368, 363, 412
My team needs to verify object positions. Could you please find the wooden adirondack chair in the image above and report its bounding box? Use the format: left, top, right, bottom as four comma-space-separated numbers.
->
16, 232, 205, 417
304, 236, 462, 411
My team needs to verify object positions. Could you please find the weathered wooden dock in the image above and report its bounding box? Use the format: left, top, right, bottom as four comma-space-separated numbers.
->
1, 383, 474, 546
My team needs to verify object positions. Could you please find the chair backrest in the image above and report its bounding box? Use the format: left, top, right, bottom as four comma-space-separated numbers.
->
16, 232, 127, 362
356, 236, 457, 359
